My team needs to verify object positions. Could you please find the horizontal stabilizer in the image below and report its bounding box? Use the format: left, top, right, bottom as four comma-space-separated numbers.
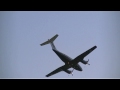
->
40, 34, 58, 46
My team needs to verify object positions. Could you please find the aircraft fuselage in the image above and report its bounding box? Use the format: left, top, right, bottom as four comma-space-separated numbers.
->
53, 49, 82, 71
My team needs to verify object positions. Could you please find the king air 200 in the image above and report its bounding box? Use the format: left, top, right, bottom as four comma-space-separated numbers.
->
40, 34, 97, 77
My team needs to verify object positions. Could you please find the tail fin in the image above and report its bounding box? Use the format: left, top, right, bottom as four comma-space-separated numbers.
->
40, 34, 58, 49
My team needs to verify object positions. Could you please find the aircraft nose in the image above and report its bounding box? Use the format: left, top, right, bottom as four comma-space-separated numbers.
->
75, 65, 82, 71
79, 68, 82, 71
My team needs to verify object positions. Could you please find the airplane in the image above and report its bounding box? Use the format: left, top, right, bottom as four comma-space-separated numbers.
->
40, 34, 97, 77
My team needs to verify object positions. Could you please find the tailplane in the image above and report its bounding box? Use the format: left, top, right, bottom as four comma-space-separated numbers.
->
40, 34, 58, 49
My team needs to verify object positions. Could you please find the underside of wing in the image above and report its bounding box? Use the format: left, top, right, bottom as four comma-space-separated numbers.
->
46, 66, 63, 77
79, 46, 97, 58
46, 65, 70, 77
72, 46, 97, 63
63, 69, 71, 74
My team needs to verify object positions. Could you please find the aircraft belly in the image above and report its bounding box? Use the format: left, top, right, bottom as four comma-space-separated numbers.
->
53, 49, 82, 71
53, 49, 72, 63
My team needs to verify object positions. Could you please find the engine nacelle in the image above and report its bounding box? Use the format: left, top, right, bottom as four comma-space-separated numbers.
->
62, 68, 72, 74
80, 60, 88, 65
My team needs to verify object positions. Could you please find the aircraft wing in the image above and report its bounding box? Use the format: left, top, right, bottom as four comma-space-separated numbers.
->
46, 64, 71, 77
72, 46, 97, 63
46, 65, 65, 77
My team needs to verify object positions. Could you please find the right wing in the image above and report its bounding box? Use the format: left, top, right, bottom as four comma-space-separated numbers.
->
76, 45, 97, 59
46, 65, 69, 77
72, 46, 97, 64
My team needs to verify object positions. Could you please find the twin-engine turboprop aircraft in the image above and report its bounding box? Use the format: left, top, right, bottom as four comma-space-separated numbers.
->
40, 34, 97, 77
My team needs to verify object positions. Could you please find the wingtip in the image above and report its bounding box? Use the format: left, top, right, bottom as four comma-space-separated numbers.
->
46, 75, 49, 77
56, 34, 58, 36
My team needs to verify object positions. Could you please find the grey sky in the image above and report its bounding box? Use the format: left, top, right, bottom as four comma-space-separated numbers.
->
0, 11, 120, 78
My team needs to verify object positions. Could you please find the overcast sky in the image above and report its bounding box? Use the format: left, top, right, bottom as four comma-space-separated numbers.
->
0, 11, 120, 78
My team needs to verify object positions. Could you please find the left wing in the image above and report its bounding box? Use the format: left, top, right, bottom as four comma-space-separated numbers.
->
72, 46, 97, 64
46, 65, 66, 77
